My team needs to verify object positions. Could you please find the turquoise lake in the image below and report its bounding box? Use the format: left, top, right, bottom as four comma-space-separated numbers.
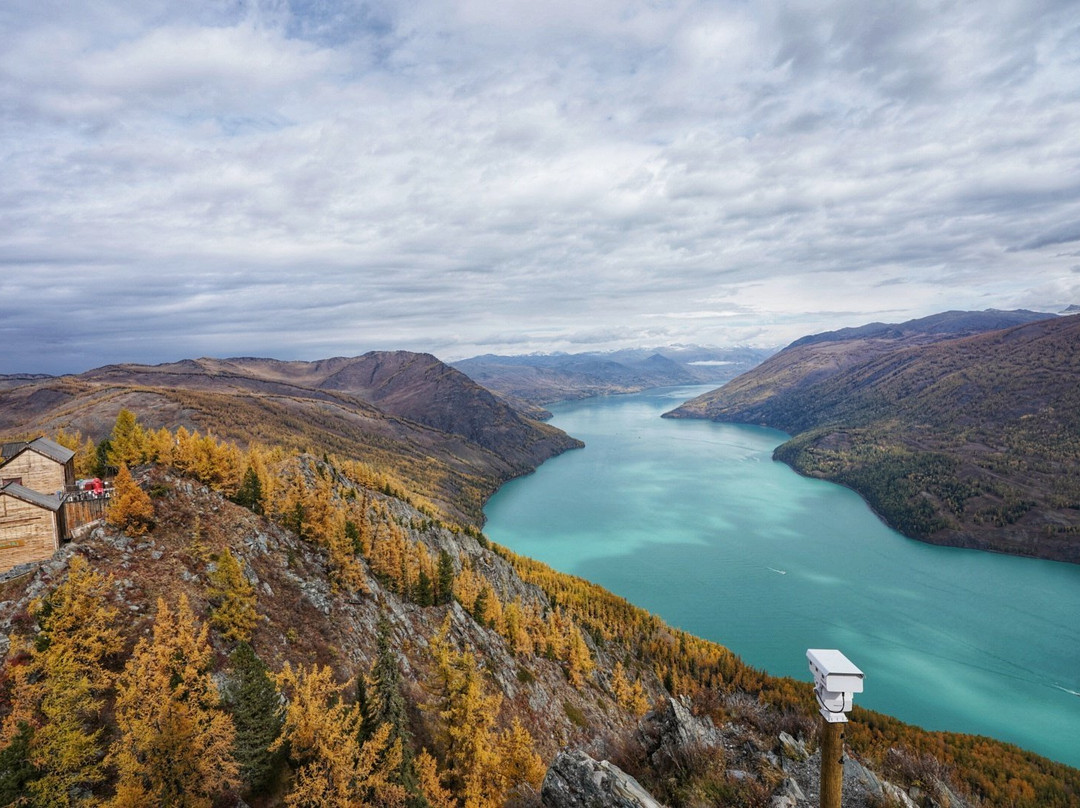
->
483, 385, 1080, 769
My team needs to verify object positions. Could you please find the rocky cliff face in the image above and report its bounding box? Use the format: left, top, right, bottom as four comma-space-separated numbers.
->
542, 751, 664, 808
540, 697, 971, 808
0, 465, 637, 761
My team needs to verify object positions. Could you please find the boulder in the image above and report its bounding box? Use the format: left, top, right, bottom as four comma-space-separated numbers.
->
776, 777, 804, 802
637, 696, 723, 768
928, 776, 972, 808
883, 781, 919, 808
541, 750, 665, 808
779, 731, 809, 763
844, 755, 884, 799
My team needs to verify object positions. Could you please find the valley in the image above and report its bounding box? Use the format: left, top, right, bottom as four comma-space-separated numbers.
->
1, 336, 1078, 808
483, 386, 1080, 770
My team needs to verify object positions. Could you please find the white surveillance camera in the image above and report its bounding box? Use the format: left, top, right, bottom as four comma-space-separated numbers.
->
807, 649, 863, 723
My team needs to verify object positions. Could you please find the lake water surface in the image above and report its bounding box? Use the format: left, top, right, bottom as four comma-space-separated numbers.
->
483, 385, 1080, 768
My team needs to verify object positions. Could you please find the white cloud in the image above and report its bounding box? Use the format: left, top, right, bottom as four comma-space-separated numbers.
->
1, 0, 1079, 374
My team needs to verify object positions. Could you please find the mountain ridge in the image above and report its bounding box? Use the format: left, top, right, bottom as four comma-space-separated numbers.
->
2, 351, 1078, 806
453, 346, 773, 410
665, 311, 1080, 563
0, 351, 582, 526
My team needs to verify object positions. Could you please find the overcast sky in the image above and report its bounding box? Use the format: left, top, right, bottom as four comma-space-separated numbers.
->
2, 0, 1079, 374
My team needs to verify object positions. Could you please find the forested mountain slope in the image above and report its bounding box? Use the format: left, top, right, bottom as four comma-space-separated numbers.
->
0, 415, 1076, 808
667, 309, 1052, 423
666, 312, 1080, 563
79, 353, 574, 470
0, 352, 581, 525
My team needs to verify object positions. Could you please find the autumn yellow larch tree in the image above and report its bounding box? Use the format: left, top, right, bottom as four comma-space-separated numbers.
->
429, 618, 543, 808
610, 661, 650, 717
415, 749, 455, 808
368, 521, 408, 591
106, 463, 154, 535
108, 595, 238, 808
141, 426, 175, 465
273, 663, 406, 808
53, 428, 98, 478
0, 555, 125, 805
275, 466, 311, 540
452, 564, 483, 615
171, 426, 195, 473
306, 467, 337, 543
0, 638, 38, 747
495, 717, 546, 795
542, 609, 569, 661
325, 511, 369, 595
208, 547, 260, 644
502, 599, 534, 656
192, 432, 244, 493
106, 408, 146, 469
440, 650, 501, 808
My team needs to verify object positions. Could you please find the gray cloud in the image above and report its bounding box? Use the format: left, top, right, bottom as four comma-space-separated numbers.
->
1, 0, 1079, 374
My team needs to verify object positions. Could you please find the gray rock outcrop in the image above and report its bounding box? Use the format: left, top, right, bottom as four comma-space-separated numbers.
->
542, 750, 665, 808
637, 696, 723, 769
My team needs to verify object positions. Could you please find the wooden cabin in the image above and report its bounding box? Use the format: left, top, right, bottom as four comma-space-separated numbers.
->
0, 437, 76, 495
0, 437, 76, 573
0, 482, 62, 573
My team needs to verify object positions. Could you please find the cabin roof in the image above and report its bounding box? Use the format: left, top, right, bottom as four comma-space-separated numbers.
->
0, 436, 75, 467
27, 437, 76, 464
0, 481, 62, 511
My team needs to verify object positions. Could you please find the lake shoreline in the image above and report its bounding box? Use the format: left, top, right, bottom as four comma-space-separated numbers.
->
485, 385, 1080, 768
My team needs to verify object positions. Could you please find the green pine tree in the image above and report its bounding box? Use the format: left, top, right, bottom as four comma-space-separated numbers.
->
231, 466, 265, 515
436, 551, 455, 606
355, 674, 373, 743
367, 617, 418, 795
0, 722, 39, 804
345, 519, 362, 554
368, 619, 410, 745
225, 643, 283, 796
472, 586, 489, 624
415, 567, 434, 607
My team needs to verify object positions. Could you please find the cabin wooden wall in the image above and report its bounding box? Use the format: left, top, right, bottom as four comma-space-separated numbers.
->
0, 495, 59, 573
0, 452, 67, 497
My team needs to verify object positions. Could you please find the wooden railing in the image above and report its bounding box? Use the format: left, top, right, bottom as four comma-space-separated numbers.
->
60, 490, 112, 539
63, 488, 112, 503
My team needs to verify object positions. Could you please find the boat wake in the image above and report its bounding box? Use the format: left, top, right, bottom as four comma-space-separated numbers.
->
767, 567, 787, 575
1053, 685, 1080, 697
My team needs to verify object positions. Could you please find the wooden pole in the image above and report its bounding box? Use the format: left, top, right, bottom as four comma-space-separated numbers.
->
820, 717, 844, 808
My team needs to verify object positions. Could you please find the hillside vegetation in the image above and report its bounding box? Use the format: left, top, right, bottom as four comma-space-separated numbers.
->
0, 352, 581, 526
1, 414, 1078, 807
666, 311, 1080, 562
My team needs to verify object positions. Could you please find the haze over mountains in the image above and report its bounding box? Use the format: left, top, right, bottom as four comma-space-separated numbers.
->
453, 346, 773, 413
666, 309, 1080, 563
